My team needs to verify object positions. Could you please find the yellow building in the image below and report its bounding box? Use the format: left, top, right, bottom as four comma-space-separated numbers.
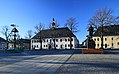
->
92, 25, 119, 49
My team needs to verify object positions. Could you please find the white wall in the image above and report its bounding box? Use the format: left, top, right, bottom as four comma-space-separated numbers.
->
31, 37, 79, 49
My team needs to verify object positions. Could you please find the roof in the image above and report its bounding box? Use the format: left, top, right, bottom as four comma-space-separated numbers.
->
0, 37, 6, 42
11, 28, 19, 32
32, 27, 76, 39
93, 25, 119, 36
9, 39, 30, 43
19, 39, 30, 43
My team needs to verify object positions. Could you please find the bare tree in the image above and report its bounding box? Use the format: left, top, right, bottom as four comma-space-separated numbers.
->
1, 26, 11, 49
65, 17, 79, 33
34, 23, 45, 50
88, 8, 119, 49
64, 17, 79, 49
34, 23, 45, 34
25, 30, 33, 39
28, 30, 33, 39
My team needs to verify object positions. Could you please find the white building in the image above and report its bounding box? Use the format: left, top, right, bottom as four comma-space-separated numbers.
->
31, 19, 79, 49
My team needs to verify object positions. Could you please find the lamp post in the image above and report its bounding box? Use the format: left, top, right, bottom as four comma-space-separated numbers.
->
11, 24, 18, 49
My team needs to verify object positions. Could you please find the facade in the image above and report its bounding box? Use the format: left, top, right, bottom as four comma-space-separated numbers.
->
8, 39, 30, 49
31, 27, 79, 49
92, 25, 119, 49
31, 19, 79, 49
0, 37, 7, 50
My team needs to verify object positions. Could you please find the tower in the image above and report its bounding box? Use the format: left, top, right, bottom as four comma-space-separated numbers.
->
52, 18, 55, 29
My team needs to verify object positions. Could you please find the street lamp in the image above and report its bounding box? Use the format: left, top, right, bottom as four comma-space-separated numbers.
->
11, 24, 18, 49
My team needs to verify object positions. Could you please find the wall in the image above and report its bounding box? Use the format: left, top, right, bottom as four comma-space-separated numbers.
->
31, 37, 79, 49
93, 36, 119, 49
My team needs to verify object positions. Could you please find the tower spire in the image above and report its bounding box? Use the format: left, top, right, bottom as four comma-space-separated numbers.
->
52, 18, 55, 28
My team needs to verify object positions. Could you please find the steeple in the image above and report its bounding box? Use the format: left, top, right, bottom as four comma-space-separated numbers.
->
52, 18, 55, 28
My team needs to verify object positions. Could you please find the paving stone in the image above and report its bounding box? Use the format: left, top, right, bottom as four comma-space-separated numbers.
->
0, 50, 119, 74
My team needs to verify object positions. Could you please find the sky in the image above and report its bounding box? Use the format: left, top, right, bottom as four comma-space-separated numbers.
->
0, 0, 119, 43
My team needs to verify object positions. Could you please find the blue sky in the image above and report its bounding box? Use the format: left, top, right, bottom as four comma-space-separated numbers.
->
0, 0, 119, 43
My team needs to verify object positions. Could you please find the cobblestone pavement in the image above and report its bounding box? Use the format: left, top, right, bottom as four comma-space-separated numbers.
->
0, 49, 119, 74
55, 50, 119, 74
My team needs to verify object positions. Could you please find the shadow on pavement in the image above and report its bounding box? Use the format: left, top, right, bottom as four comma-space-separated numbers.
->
104, 49, 119, 54
0, 49, 82, 56
38, 61, 119, 70
0, 49, 119, 56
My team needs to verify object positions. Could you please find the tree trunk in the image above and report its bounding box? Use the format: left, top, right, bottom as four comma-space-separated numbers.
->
6, 41, 9, 49
101, 25, 104, 49
6, 38, 9, 49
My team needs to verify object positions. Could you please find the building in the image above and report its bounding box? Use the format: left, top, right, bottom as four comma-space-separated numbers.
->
8, 39, 30, 49
31, 19, 79, 49
20, 39, 30, 49
92, 25, 119, 49
0, 37, 7, 50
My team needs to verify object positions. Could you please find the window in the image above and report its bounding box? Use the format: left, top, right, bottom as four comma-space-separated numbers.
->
56, 45, 58, 47
112, 38, 113, 40
32, 40, 34, 43
68, 39, 70, 41
47, 40, 48, 42
65, 44, 67, 47
117, 42, 119, 45
60, 45, 63, 48
97, 44, 99, 47
60, 39, 62, 42
32, 45, 34, 48
46, 45, 47, 47
44, 45, 45, 47
65, 39, 67, 42
105, 44, 107, 48
71, 38, 73, 41
94, 39, 96, 41
105, 38, 107, 41
97, 38, 99, 41
37, 45, 38, 47
112, 43, 113, 47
